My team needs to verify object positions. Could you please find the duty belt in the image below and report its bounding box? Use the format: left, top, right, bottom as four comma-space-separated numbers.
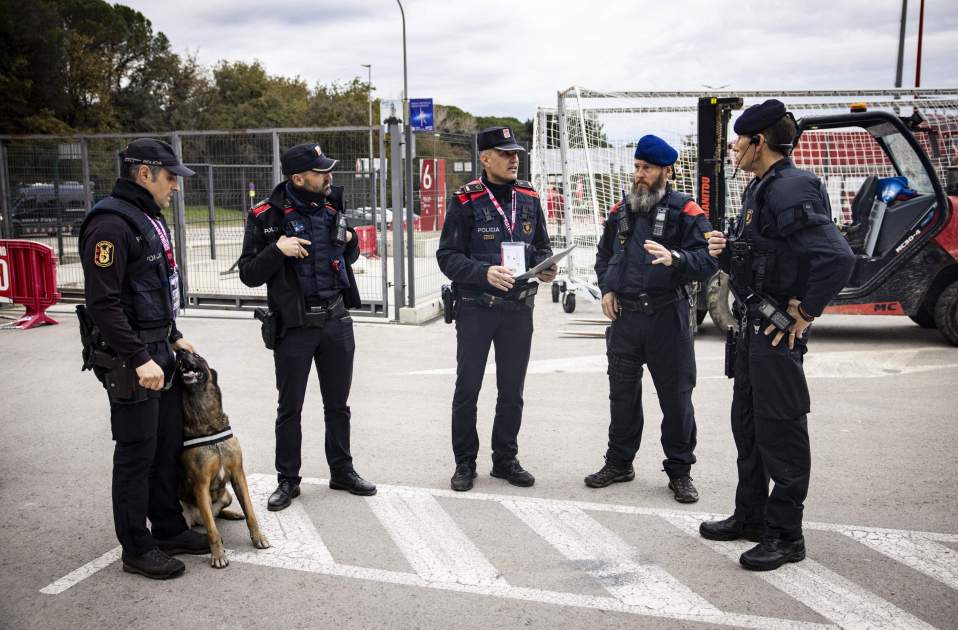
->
461, 283, 538, 310
135, 325, 172, 343
303, 294, 347, 327
618, 288, 684, 315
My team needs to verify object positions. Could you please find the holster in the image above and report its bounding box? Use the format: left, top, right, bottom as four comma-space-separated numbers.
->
254, 307, 280, 350
75, 305, 152, 404
441, 284, 458, 323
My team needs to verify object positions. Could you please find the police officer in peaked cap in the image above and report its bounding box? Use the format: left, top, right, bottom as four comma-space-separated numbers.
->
239, 142, 376, 511
700, 100, 854, 570
79, 138, 211, 579
436, 126, 556, 491
587, 134, 718, 503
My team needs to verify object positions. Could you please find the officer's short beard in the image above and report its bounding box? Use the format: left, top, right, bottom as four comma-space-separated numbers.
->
629, 174, 667, 214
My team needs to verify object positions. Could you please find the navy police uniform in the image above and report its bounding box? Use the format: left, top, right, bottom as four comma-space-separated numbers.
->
238, 143, 373, 501
436, 126, 552, 481
594, 135, 718, 492
78, 139, 195, 568
704, 101, 854, 559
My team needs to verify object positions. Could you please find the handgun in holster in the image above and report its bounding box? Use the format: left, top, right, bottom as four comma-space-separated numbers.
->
441, 284, 458, 323
76, 304, 149, 403
254, 307, 280, 349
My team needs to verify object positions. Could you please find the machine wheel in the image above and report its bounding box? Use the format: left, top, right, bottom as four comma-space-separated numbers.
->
909, 300, 937, 329
706, 271, 738, 332
557, 280, 567, 293
933, 281, 958, 345
562, 291, 576, 313
551, 283, 560, 303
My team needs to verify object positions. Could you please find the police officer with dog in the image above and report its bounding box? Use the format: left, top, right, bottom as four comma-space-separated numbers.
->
79, 138, 210, 579
437, 126, 555, 492
239, 143, 376, 512
700, 100, 854, 570
588, 135, 718, 503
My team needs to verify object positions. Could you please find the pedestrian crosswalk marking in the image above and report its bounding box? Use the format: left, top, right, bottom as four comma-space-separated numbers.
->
41, 474, 955, 630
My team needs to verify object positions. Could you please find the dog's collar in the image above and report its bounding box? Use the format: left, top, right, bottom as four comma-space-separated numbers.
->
183, 427, 233, 450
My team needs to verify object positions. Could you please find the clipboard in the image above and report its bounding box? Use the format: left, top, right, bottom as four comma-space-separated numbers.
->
514, 245, 577, 281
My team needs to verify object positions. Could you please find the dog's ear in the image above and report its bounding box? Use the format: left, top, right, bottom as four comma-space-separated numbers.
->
210, 368, 218, 385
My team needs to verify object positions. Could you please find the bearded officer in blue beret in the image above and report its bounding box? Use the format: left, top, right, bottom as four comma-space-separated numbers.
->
587, 134, 718, 503
700, 100, 854, 570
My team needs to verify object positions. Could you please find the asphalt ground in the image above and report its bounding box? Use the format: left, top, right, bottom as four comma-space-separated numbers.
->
1, 299, 956, 630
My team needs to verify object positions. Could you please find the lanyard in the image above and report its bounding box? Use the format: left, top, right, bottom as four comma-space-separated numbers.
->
481, 182, 516, 240
144, 214, 176, 271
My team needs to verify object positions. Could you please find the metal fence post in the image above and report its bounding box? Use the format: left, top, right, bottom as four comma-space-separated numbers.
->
388, 118, 405, 319
557, 90, 574, 247
207, 164, 216, 260
379, 124, 389, 317
271, 132, 282, 186
80, 137, 93, 210
0, 142, 10, 239
406, 131, 416, 308
171, 132, 189, 309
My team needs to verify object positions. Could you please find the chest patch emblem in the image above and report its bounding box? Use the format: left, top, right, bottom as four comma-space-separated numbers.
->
745, 209, 754, 225
523, 222, 532, 235
94, 241, 114, 268
483, 234, 495, 240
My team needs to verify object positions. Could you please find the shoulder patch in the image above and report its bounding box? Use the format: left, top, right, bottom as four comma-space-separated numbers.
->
94, 241, 115, 268
455, 181, 485, 196
681, 200, 705, 217
514, 181, 539, 198
251, 201, 272, 218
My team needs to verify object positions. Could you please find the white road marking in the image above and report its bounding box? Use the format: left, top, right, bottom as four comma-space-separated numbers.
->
502, 499, 720, 616
367, 492, 504, 586
842, 529, 958, 591
40, 475, 956, 630
665, 514, 937, 630
406, 348, 958, 378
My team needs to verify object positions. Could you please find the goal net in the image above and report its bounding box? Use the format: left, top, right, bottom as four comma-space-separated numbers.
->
531, 87, 958, 285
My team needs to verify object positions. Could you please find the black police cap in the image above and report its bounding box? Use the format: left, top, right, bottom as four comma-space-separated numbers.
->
733, 99, 788, 135
120, 138, 194, 177
477, 126, 525, 152
281, 143, 338, 177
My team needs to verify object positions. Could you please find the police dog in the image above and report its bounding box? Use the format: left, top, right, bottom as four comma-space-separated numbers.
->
176, 349, 270, 568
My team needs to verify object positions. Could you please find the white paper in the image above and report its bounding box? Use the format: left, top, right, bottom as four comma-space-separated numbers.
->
501, 241, 527, 275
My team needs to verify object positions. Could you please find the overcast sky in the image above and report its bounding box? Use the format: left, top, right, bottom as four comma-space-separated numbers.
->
126, 0, 958, 121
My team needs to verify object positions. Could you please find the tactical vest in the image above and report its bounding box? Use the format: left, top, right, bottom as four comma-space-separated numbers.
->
605, 188, 694, 294
79, 197, 175, 329
458, 178, 541, 281
282, 199, 349, 300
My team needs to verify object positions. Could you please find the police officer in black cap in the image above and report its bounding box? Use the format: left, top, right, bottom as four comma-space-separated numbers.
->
79, 138, 210, 579
436, 126, 555, 492
588, 134, 718, 503
700, 100, 854, 570
239, 142, 376, 510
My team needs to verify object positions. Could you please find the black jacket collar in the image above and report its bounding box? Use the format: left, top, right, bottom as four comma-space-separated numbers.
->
111, 179, 163, 218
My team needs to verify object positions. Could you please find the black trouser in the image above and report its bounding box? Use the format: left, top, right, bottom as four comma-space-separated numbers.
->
451, 300, 534, 466
109, 347, 187, 556
273, 314, 355, 483
604, 300, 697, 478
731, 320, 811, 540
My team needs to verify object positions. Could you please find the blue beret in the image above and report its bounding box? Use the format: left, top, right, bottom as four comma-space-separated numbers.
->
633, 134, 677, 166
734, 99, 788, 135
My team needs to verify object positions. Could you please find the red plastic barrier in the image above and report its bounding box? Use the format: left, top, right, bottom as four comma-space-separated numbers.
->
354, 225, 377, 258
0, 239, 60, 329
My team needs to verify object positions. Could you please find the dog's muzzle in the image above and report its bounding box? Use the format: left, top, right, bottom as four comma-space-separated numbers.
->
179, 367, 204, 386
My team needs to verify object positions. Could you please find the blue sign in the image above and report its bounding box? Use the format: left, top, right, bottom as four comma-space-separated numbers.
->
410, 98, 434, 131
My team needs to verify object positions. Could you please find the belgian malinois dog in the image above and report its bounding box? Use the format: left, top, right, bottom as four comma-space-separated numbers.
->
176, 349, 270, 568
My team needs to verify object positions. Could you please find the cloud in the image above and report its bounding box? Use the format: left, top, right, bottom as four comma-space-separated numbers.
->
126, 0, 958, 120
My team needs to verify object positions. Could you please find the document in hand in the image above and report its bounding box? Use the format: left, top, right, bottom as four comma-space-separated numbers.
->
514, 245, 577, 281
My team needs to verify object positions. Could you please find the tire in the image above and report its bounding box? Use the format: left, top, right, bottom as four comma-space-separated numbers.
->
551, 283, 560, 303
706, 271, 738, 333
562, 291, 576, 313
909, 301, 937, 329
933, 281, 958, 345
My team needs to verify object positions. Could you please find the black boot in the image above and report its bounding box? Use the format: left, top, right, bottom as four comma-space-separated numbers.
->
490, 459, 535, 487
667, 476, 699, 503
740, 536, 806, 571
584, 461, 635, 488
450, 461, 477, 492
122, 548, 185, 579
156, 528, 211, 555
267, 479, 301, 511
330, 470, 377, 496
699, 515, 764, 542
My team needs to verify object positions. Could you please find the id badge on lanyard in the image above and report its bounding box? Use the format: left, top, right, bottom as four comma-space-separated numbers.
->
501, 241, 526, 275
169, 269, 180, 316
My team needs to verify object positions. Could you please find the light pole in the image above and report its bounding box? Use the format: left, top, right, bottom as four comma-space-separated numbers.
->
361, 63, 374, 212
397, 0, 415, 307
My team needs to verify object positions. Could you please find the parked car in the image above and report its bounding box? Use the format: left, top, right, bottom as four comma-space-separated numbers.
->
11, 181, 90, 236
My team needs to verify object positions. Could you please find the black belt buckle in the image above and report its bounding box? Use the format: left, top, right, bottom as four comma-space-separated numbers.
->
637, 292, 653, 315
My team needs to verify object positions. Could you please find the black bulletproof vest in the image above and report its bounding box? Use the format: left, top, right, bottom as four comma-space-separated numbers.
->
283, 201, 348, 300
466, 185, 539, 267
79, 197, 174, 328
735, 173, 800, 298
606, 189, 692, 294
